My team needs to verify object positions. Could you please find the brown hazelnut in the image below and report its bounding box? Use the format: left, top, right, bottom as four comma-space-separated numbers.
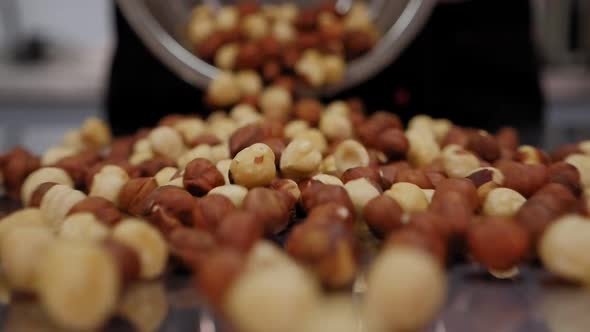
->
294, 98, 322, 126
363, 194, 404, 239
68, 196, 122, 226
515, 145, 549, 165
273, 76, 297, 95
466, 131, 500, 162
196, 248, 244, 309
495, 127, 519, 151
191, 194, 236, 233
307, 202, 354, 230
294, 8, 318, 30
374, 128, 409, 160
197, 31, 227, 61
183, 158, 224, 196
102, 238, 141, 285
107, 136, 136, 162
236, 42, 263, 69
434, 178, 479, 211
118, 177, 158, 216
189, 133, 222, 147
407, 211, 453, 240
269, 178, 300, 205
29, 182, 58, 208
262, 61, 282, 82
356, 113, 402, 148
229, 124, 266, 158
286, 220, 357, 289
343, 30, 374, 59
496, 160, 548, 197
167, 227, 217, 268
137, 157, 176, 178
341, 166, 382, 188
258, 36, 281, 59
282, 46, 302, 70
550, 143, 581, 162
467, 217, 530, 270
0, 147, 41, 201
442, 126, 470, 148
54, 150, 102, 189
216, 211, 263, 252
243, 188, 291, 235
386, 228, 447, 265
301, 182, 354, 216
379, 161, 411, 189
395, 169, 434, 189
260, 137, 286, 167
425, 171, 446, 188
429, 191, 473, 236
547, 162, 582, 196
143, 186, 195, 228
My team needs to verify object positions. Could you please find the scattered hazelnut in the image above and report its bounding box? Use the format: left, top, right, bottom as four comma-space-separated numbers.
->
216, 211, 263, 252
167, 227, 216, 268
118, 177, 158, 216
187, 17, 214, 45
102, 239, 141, 285
40, 185, 87, 230
496, 160, 548, 197
0, 208, 49, 252
20, 167, 73, 206
547, 162, 581, 196
280, 138, 322, 179
41, 146, 78, 166
59, 213, 110, 242
482, 188, 527, 217
230, 143, 276, 188
344, 178, 381, 215
434, 177, 480, 211
307, 202, 355, 230
269, 178, 301, 203
89, 165, 130, 206
302, 182, 355, 216
117, 281, 167, 332
319, 107, 353, 141
565, 154, 590, 188
363, 194, 404, 238
441, 144, 481, 178
379, 161, 411, 189
142, 186, 194, 228
322, 54, 346, 84
137, 157, 175, 177
466, 130, 500, 162
385, 182, 429, 213
496, 127, 519, 151
192, 194, 236, 233
209, 184, 249, 207
215, 43, 239, 70
466, 167, 505, 200
284, 120, 310, 139
333, 139, 369, 175
0, 147, 41, 201
207, 72, 242, 107
68, 196, 122, 226
153, 167, 178, 186
216, 6, 239, 31
516, 145, 549, 165
259, 86, 293, 121
294, 98, 322, 126
429, 191, 473, 236
294, 128, 328, 154
312, 173, 344, 186
148, 126, 186, 161
183, 158, 224, 196
197, 248, 245, 308
216, 159, 232, 184
374, 128, 409, 160
242, 13, 269, 40
385, 228, 447, 265
29, 182, 57, 208
395, 169, 434, 189
243, 188, 291, 235
406, 129, 441, 168
235, 71, 263, 97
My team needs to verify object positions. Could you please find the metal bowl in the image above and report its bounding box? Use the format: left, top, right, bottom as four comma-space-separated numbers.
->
118, 0, 435, 97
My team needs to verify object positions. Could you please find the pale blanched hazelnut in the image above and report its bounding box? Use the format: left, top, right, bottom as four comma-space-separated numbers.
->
344, 2, 372, 31
334, 140, 370, 174
245, 240, 294, 272
345, 178, 381, 215
208, 72, 242, 107
80, 117, 112, 148
62, 129, 86, 150
517, 145, 547, 165
566, 154, 590, 188
41, 146, 78, 166
271, 178, 301, 202
148, 126, 186, 160
230, 143, 276, 188
320, 109, 353, 142
59, 213, 110, 242
117, 282, 168, 332
385, 182, 428, 213
211, 143, 230, 163
216, 159, 232, 185
242, 13, 269, 40
225, 263, 320, 332
539, 214, 590, 284
173, 118, 206, 143
294, 128, 328, 153
130, 151, 154, 165
272, 21, 296, 44
235, 71, 263, 97
422, 189, 435, 204
90, 165, 130, 205
406, 129, 441, 167
312, 174, 344, 186
216, 6, 239, 31
40, 185, 87, 230
37, 240, 119, 331
209, 184, 248, 207
260, 86, 293, 121
277, 3, 298, 22
1, 225, 54, 292
295, 50, 326, 87
284, 120, 310, 139
322, 55, 346, 84
280, 139, 322, 179
177, 145, 213, 169
408, 115, 435, 133
0, 209, 49, 249
230, 104, 262, 126
188, 18, 214, 45
442, 144, 480, 178
134, 138, 152, 154
21, 167, 74, 206
320, 155, 339, 176
301, 296, 360, 332
482, 188, 526, 218
208, 117, 239, 142
365, 246, 446, 332
112, 219, 168, 280
154, 167, 178, 186
215, 43, 239, 70
579, 140, 590, 155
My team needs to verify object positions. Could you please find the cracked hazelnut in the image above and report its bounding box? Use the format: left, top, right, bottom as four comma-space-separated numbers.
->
183, 158, 224, 196
363, 194, 404, 238
230, 143, 276, 188
467, 216, 530, 270
21, 167, 73, 206
280, 138, 322, 179
68, 196, 122, 226
386, 182, 429, 213
118, 177, 158, 216
483, 188, 527, 217
216, 211, 263, 252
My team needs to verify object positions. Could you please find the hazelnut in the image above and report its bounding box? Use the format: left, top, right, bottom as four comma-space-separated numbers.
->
242, 13, 269, 40
183, 158, 224, 196
187, 17, 214, 45
259, 86, 293, 121
236, 42, 263, 70
539, 214, 590, 284
154, 167, 178, 186
102, 239, 141, 285
1, 225, 54, 292
118, 177, 158, 216
466, 167, 505, 200
466, 130, 501, 162
112, 218, 168, 279
137, 157, 175, 177
322, 54, 346, 84
89, 165, 130, 205
441, 144, 481, 178
216, 6, 239, 31
357, 112, 402, 148
395, 169, 434, 189
229, 124, 266, 158
29, 182, 57, 208
406, 129, 441, 168
235, 71, 263, 97
385, 228, 447, 265
333, 139, 369, 174
344, 30, 374, 58
547, 162, 582, 196
364, 246, 446, 332
40, 185, 87, 230
143, 186, 194, 228
59, 213, 110, 242
209, 184, 249, 207
216, 159, 232, 184
344, 178, 381, 215
319, 107, 353, 141
286, 220, 358, 289
189, 133, 222, 147
565, 154, 590, 188
207, 72, 242, 107
272, 20, 296, 44
429, 191, 473, 236
320, 155, 339, 176
496, 160, 548, 197
300, 296, 359, 332
374, 128, 409, 160
270, 178, 301, 203
148, 126, 186, 161
407, 211, 453, 240
216, 210, 263, 252
230, 104, 262, 128
482, 188, 527, 217
294, 98, 322, 126
294, 128, 328, 154
363, 194, 404, 238
243, 188, 292, 235
280, 138, 322, 179
196, 248, 245, 309
0, 147, 41, 201
0, 208, 49, 251
230, 143, 276, 188
312, 173, 344, 186
262, 61, 282, 82
284, 120, 310, 139
341, 166, 381, 186
54, 150, 102, 189
177, 145, 213, 170
80, 117, 111, 148
385, 182, 429, 213
208, 117, 239, 142
192, 194, 236, 233
21, 167, 73, 206
116, 281, 167, 332
379, 161, 411, 189
68, 196, 122, 226
307, 202, 355, 229
261, 137, 286, 167
41, 145, 78, 166
516, 145, 549, 165
167, 227, 216, 268
37, 240, 119, 331
495, 127, 519, 151
467, 217, 530, 270
214, 43, 239, 70
302, 182, 355, 216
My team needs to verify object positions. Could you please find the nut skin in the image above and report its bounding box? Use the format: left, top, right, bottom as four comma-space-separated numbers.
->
407, 211, 453, 241
550, 143, 581, 162
102, 239, 141, 285
294, 98, 322, 126
229, 124, 266, 158
374, 128, 409, 160
54, 150, 102, 190
515, 145, 549, 165
467, 217, 530, 270
466, 131, 500, 162
547, 162, 582, 197
343, 30, 374, 59
196, 248, 244, 309
269, 178, 300, 205
302, 182, 355, 216
29, 182, 58, 208
495, 127, 519, 151
356, 112, 402, 148
0, 147, 41, 201
143, 186, 195, 232
261, 137, 286, 167
243, 188, 291, 235
286, 219, 358, 289
189, 133, 222, 147
191, 194, 236, 233
429, 191, 474, 237
68, 196, 122, 226
183, 158, 225, 196
363, 194, 404, 239
379, 161, 411, 189
236, 42, 263, 69
442, 126, 470, 148
107, 136, 136, 162
216, 210, 263, 252
167, 227, 217, 268
434, 178, 480, 211
496, 160, 548, 198
307, 202, 354, 230
395, 169, 434, 189
341, 166, 382, 188
118, 177, 158, 216
138, 157, 176, 177
386, 228, 447, 265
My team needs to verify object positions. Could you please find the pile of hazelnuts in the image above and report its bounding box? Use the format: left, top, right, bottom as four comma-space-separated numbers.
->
188, 1, 379, 107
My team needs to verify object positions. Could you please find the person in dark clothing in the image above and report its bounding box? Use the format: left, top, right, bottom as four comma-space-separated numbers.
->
107, 0, 543, 143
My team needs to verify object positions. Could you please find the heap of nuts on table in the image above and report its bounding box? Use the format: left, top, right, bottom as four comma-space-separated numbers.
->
2, 2, 590, 332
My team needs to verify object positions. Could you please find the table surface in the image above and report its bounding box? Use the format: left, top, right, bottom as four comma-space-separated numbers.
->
0, 200, 587, 332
